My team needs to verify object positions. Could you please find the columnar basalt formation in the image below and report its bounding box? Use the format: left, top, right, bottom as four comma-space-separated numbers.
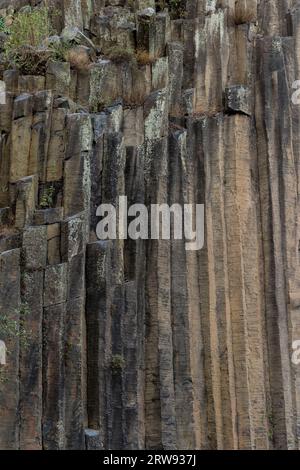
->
0, 0, 300, 450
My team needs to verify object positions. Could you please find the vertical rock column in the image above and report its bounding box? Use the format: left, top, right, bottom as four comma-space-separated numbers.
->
144, 89, 177, 450
20, 227, 46, 449
0, 249, 21, 450
169, 129, 207, 449
256, 35, 299, 449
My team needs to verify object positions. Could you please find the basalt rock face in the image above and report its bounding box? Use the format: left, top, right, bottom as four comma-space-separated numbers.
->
0, 0, 300, 450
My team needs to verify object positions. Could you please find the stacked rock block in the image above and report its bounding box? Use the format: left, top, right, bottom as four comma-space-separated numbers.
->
0, 0, 299, 450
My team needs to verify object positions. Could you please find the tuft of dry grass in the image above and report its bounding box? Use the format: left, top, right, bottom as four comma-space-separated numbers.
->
136, 48, 155, 66
8, 45, 53, 74
104, 44, 136, 65
65, 46, 92, 70
231, 4, 257, 25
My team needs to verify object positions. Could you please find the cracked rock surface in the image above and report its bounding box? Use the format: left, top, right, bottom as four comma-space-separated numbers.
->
0, 0, 300, 450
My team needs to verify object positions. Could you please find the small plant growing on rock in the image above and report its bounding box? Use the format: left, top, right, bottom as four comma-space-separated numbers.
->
0, 303, 31, 386
0, 16, 10, 34
136, 48, 155, 66
65, 45, 92, 70
103, 43, 157, 69
0, 303, 31, 351
4, 7, 54, 74
49, 40, 73, 62
111, 354, 126, 375
104, 44, 136, 65
40, 185, 55, 209
156, 0, 186, 19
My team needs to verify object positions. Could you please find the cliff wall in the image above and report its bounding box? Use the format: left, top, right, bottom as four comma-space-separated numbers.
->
0, 0, 300, 450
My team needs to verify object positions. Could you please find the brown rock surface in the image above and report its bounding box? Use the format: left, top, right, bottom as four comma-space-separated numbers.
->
0, 0, 300, 450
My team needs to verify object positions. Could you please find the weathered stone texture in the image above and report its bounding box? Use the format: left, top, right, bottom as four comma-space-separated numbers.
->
0, 0, 300, 451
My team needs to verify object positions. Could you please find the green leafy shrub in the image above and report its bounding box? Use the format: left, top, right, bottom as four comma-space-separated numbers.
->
4, 7, 54, 74
5, 7, 53, 50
